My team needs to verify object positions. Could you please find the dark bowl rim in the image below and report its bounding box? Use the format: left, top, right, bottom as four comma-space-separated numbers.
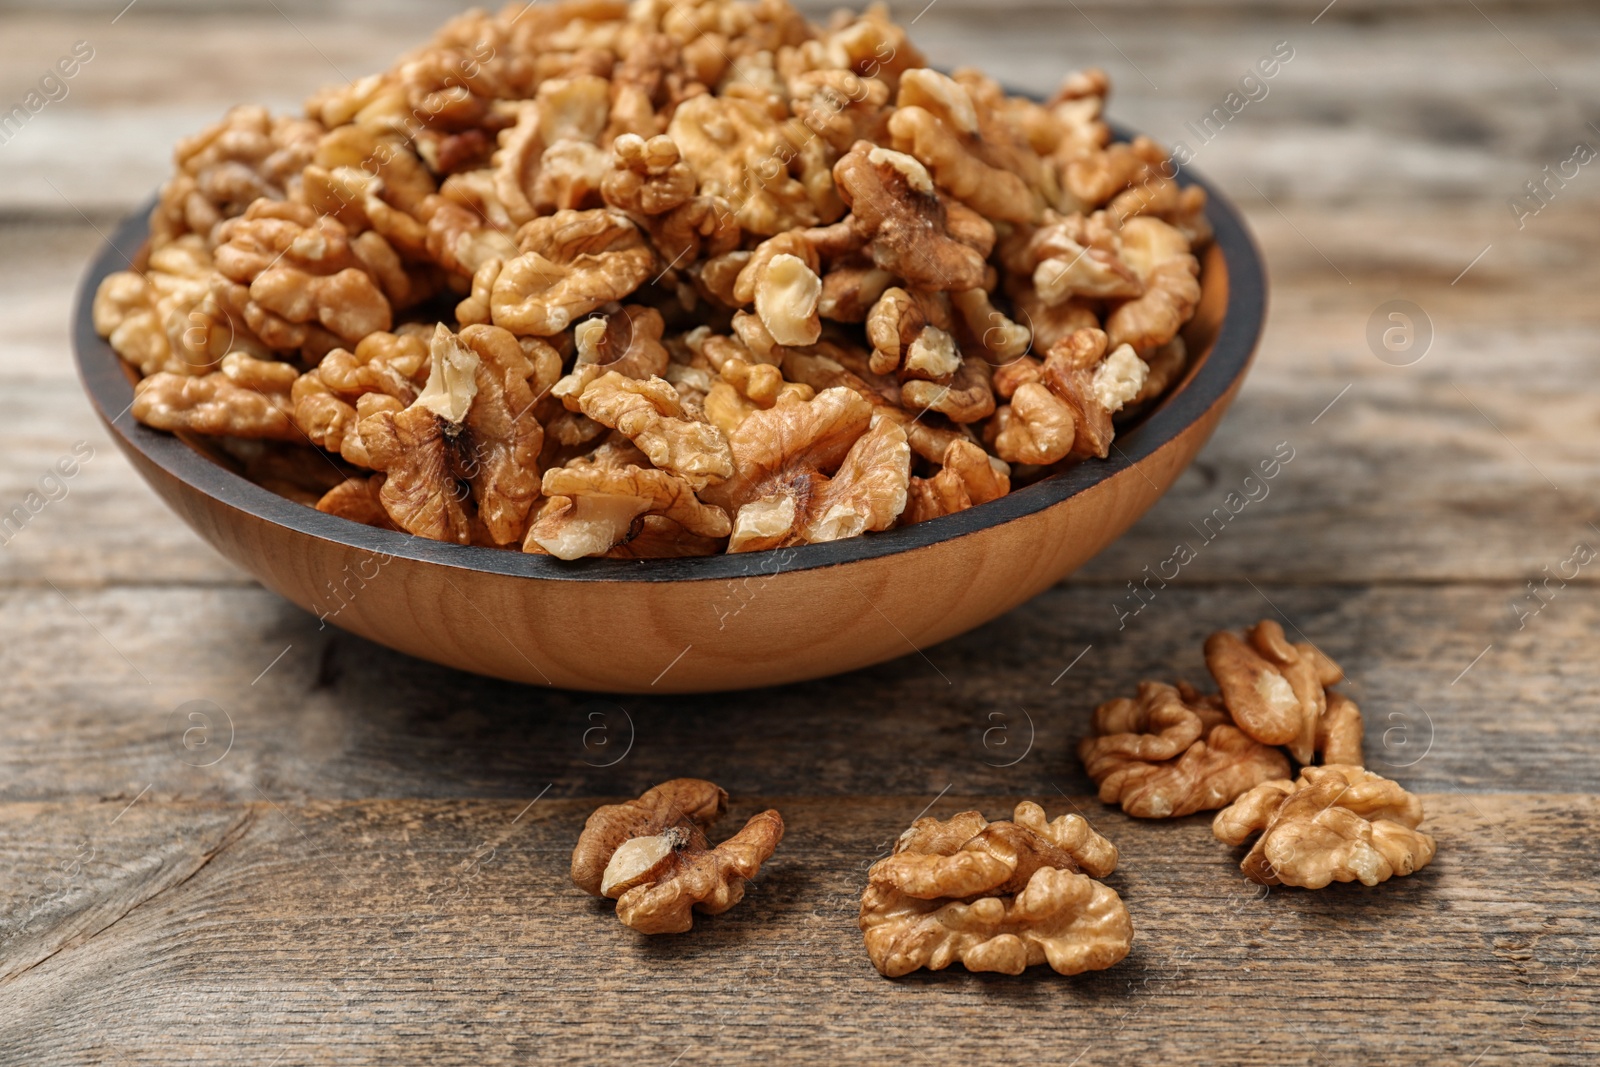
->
72, 128, 1265, 586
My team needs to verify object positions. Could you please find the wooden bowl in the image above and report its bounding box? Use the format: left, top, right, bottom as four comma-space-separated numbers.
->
73, 169, 1264, 694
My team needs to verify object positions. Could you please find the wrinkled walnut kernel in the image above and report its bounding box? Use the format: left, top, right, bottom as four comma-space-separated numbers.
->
1213, 765, 1437, 888
572, 778, 783, 934
860, 802, 1131, 977
1080, 681, 1291, 819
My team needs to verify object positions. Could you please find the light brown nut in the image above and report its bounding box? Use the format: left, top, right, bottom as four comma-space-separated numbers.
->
788, 69, 892, 153
528, 463, 731, 560
552, 305, 672, 407
1010, 286, 1100, 356
723, 412, 908, 552
574, 371, 734, 489
859, 803, 1130, 977
644, 194, 742, 271
821, 4, 927, 89
795, 413, 910, 545
571, 778, 783, 935
865, 287, 961, 380
888, 74, 1037, 225
423, 196, 520, 279
1032, 328, 1146, 460
532, 139, 612, 213
489, 209, 656, 336
832, 142, 989, 292
315, 475, 396, 530
150, 105, 322, 247
1063, 136, 1168, 207
1213, 765, 1437, 889
669, 94, 819, 236
212, 199, 395, 354
359, 324, 545, 546
818, 263, 895, 323
700, 386, 874, 514
93, 237, 258, 377
291, 329, 432, 460
1080, 682, 1291, 819
601, 134, 696, 216
1105, 216, 1201, 352
132, 353, 301, 440
950, 287, 1031, 364
571, 778, 727, 895
1132, 336, 1188, 405
753, 253, 824, 347
901, 438, 1010, 526
994, 382, 1077, 466
900, 355, 995, 425
1205, 619, 1352, 766
860, 868, 1133, 978
1318, 691, 1366, 768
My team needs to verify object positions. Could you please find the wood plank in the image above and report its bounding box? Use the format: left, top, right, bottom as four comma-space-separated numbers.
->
1, 583, 1595, 798
2, 793, 1594, 1065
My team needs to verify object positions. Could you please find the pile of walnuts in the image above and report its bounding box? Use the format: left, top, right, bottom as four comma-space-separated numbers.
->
95, 0, 1209, 559
1081, 619, 1437, 890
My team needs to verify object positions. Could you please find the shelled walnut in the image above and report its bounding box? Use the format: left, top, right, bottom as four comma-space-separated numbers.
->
1205, 619, 1360, 766
1080, 681, 1290, 819
859, 802, 1132, 977
571, 778, 784, 935
1213, 765, 1437, 888
98, 0, 1210, 558
1080, 620, 1367, 818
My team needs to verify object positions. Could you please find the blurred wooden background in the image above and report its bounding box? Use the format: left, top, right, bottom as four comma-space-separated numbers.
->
1, 2, 1597, 1065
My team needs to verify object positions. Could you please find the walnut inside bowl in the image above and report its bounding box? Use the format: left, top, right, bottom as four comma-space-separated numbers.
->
72, 1, 1264, 692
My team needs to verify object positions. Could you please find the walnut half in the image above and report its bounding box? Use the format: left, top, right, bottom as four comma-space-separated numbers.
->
571, 778, 784, 935
859, 802, 1131, 977
1213, 765, 1437, 889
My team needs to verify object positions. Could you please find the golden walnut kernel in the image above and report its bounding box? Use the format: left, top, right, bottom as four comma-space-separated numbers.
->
571, 778, 784, 935
1080, 681, 1291, 819
1213, 765, 1437, 889
832, 141, 990, 293
859, 802, 1131, 977
359, 324, 545, 546
489, 209, 657, 336
212, 199, 396, 355
132, 353, 301, 440
1205, 619, 1359, 767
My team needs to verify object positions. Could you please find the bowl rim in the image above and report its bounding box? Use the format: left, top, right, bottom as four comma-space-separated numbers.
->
72, 136, 1265, 586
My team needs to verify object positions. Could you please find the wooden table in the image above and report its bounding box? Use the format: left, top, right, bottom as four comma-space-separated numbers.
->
2, 2, 1597, 1063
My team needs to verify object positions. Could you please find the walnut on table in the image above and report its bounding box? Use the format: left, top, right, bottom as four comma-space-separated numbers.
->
1213, 765, 1437, 888
571, 778, 784, 935
859, 802, 1132, 977
1205, 619, 1362, 767
1080, 681, 1291, 819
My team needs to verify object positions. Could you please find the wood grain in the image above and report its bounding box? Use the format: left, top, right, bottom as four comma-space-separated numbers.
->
2, 794, 1595, 1066
1, 0, 1597, 1062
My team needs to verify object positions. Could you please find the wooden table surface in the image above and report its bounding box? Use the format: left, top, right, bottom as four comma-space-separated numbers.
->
2, 2, 1597, 1063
